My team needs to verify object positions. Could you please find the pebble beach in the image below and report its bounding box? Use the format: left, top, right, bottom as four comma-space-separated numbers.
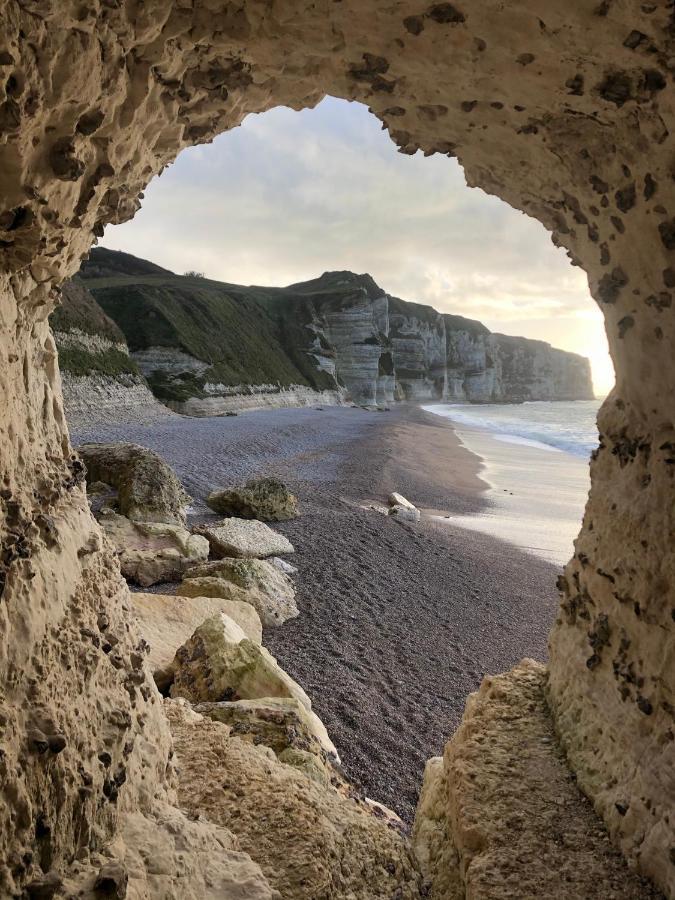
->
72, 403, 564, 823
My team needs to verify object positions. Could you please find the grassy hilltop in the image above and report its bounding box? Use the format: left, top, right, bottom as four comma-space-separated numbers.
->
76, 249, 391, 401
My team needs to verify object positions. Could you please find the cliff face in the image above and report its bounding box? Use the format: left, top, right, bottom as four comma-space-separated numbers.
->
442, 315, 594, 403
492, 334, 594, 402
388, 297, 448, 401
51, 279, 174, 424
73, 249, 593, 414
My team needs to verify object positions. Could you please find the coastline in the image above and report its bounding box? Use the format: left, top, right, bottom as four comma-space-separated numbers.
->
421, 404, 592, 567
72, 403, 562, 824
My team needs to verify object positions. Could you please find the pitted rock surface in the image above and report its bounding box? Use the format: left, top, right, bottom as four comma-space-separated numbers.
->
196, 696, 338, 765
97, 510, 209, 587
180, 556, 299, 626
193, 518, 295, 559
412, 661, 662, 900
167, 701, 422, 900
207, 477, 299, 522
0, 1, 673, 895
78, 441, 189, 525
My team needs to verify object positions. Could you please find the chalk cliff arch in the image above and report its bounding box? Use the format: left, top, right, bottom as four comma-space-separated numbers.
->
0, 1, 673, 896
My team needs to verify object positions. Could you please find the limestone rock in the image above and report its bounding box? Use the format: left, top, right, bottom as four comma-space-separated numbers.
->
78, 442, 189, 525
207, 477, 299, 521
130, 590, 263, 677
386, 491, 420, 522
78, 251, 591, 410
170, 613, 312, 708
388, 504, 421, 523
166, 701, 423, 899
412, 758, 462, 900
2, 1, 674, 895
193, 518, 294, 559
271, 556, 298, 576
387, 491, 421, 522
364, 798, 406, 831
62, 803, 279, 899
98, 511, 209, 587
388, 491, 417, 510
195, 696, 338, 764
180, 557, 299, 626
277, 747, 332, 786
412, 661, 661, 900
443, 317, 593, 403
51, 278, 175, 427
62, 371, 176, 427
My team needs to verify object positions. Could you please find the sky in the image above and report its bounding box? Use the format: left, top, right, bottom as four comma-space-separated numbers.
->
100, 96, 615, 396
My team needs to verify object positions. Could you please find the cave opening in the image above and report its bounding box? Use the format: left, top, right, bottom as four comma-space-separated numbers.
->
57, 94, 607, 828
70, 95, 607, 569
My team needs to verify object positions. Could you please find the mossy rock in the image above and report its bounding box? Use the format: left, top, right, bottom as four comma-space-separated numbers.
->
207, 477, 298, 522
178, 559, 299, 627
170, 615, 311, 708
78, 442, 189, 525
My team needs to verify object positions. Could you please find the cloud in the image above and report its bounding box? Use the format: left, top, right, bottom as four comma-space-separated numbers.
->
101, 96, 614, 393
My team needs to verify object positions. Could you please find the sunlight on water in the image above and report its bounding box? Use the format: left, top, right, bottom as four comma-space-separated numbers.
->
422, 399, 601, 459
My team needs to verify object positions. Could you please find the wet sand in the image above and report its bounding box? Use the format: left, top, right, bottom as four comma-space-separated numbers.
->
73, 403, 563, 824
424, 415, 592, 567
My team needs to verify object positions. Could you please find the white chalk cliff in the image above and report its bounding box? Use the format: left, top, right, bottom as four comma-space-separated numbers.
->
69, 253, 594, 414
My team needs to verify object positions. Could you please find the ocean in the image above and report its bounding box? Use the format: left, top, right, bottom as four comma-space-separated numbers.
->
421, 399, 602, 460
422, 400, 601, 567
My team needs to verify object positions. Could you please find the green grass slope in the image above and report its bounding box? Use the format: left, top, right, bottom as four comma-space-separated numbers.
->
51, 278, 126, 343
50, 278, 139, 378
81, 251, 333, 399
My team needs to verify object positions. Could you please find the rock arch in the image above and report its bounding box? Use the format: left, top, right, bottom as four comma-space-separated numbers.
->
0, 0, 673, 895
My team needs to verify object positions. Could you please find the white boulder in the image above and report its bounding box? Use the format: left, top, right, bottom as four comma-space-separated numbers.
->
193, 518, 294, 559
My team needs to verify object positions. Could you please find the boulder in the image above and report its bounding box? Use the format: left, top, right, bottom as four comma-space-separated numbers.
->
388, 491, 417, 510
207, 477, 298, 521
180, 557, 299, 626
193, 518, 294, 559
388, 504, 421, 523
99, 510, 209, 587
387, 492, 421, 522
167, 701, 424, 900
170, 614, 312, 709
411, 661, 657, 900
130, 591, 263, 681
195, 696, 337, 762
78, 441, 189, 525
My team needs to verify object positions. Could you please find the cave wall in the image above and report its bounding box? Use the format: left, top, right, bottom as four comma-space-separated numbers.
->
0, 0, 673, 894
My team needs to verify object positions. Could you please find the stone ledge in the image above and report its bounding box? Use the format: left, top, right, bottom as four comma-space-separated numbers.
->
413, 660, 661, 900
